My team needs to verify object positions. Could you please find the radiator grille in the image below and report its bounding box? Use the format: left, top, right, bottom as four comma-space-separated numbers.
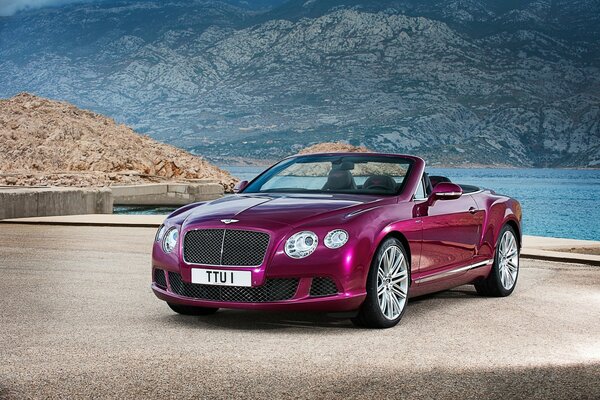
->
154, 268, 167, 289
183, 229, 269, 266
168, 272, 298, 303
309, 277, 338, 297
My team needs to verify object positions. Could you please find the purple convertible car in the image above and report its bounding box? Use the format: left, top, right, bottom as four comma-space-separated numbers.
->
152, 153, 522, 328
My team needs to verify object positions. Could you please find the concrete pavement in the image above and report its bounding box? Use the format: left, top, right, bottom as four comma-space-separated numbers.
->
523, 235, 600, 266
0, 223, 599, 399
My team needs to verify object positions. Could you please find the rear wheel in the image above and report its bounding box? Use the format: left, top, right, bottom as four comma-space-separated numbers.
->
475, 225, 519, 297
352, 238, 410, 329
167, 303, 219, 316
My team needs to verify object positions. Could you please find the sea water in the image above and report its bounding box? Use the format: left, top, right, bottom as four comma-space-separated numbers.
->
116, 166, 600, 241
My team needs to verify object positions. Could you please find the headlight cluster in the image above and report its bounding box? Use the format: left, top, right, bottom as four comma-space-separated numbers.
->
285, 231, 318, 259
155, 225, 167, 242
284, 229, 348, 259
156, 224, 179, 254
324, 229, 349, 249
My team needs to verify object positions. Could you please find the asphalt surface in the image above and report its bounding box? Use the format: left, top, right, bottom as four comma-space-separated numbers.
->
1, 224, 599, 399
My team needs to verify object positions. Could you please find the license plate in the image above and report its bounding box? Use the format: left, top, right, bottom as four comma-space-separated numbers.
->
191, 268, 252, 287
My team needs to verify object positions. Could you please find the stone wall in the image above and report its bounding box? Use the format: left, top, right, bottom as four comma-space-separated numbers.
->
111, 182, 223, 205
0, 187, 113, 219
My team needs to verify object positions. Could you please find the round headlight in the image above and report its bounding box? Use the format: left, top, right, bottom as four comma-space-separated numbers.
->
155, 224, 167, 242
285, 231, 318, 259
162, 228, 179, 253
324, 229, 349, 249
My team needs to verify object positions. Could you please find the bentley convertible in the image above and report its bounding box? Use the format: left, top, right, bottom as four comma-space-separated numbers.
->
152, 153, 522, 328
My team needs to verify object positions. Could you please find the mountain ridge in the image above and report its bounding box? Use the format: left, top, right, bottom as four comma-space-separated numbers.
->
0, 0, 598, 167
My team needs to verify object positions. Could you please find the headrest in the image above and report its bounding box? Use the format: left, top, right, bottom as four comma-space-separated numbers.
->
363, 175, 396, 191
325, 169, 354, 190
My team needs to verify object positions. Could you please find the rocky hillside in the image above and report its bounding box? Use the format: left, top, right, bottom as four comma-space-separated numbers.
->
298, 142, 371, 154
0, 93, 237, 190
0, 1, 599, 167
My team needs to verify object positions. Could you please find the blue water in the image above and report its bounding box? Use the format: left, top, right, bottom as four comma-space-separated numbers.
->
224, 166, 600, 241
115, 166, 600, 240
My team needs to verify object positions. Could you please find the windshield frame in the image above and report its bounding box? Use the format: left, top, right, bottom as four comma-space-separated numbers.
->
241, 153, 415, 197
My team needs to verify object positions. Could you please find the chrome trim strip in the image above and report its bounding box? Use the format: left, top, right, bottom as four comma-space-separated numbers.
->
467, 189, 484, 195
436, 191, 462, 198
219, 229, 226, 262
415, 259, 493, 284
415, 190, 484, 201
345, 207, 376, 218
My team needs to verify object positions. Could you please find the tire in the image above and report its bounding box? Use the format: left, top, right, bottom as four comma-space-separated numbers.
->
167, 302, 219, 316
352, 237, 410, 329
475, 225, 520, 297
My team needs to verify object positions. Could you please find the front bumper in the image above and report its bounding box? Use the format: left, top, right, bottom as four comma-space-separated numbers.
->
152, 220, 372, 313
151, 275, 366, 312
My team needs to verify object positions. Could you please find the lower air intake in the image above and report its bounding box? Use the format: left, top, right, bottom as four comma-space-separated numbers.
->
154, 268, 167, 289
168, 272, 298, 302
309, 277, 338, 297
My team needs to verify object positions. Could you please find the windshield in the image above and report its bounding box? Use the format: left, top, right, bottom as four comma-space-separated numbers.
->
243, 155, 413, 196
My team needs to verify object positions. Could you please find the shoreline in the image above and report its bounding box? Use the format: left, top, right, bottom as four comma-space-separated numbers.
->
212, 160, 600, 171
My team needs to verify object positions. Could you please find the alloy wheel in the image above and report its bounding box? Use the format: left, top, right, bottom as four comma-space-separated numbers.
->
498, 230, 519, 290
376, 245, 409, 320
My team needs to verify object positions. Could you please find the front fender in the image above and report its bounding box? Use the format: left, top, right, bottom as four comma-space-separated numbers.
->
345, 202, 423, 286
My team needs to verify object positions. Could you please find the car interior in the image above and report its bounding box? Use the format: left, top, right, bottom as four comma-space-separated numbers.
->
321, 168, 480, 196
322, 169, 358, 191
322, 167, 401, 193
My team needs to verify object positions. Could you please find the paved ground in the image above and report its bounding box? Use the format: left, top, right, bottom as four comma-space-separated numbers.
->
1, 224, 599, 399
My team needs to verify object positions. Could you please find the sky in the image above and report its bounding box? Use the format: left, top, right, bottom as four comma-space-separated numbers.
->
0, 0, 100, 16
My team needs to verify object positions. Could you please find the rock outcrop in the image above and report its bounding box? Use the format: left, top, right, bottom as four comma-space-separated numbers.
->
0, 93, 237, 191
298, 142, 371, 154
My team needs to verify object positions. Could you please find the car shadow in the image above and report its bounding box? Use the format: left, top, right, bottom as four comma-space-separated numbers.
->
158, 285, 485, 332
162, 309, 357, 332
410, 285, 481, 304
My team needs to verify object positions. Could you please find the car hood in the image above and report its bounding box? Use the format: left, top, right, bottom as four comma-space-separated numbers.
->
183, 193, 384, 227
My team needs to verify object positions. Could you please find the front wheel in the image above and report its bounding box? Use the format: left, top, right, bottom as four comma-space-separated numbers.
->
167, 302, 219, 316
475, 225, 520, 297
352, 237, 410, 329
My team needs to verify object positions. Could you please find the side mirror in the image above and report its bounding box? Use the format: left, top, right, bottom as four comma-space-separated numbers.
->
427, 182, 462, 205
233, 180, 249, 193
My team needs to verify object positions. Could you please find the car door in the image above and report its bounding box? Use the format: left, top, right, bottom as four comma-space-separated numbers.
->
413, 176, 482, 278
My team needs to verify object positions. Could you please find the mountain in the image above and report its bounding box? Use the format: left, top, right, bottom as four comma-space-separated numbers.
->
0, 0, 598, 167
297, 142, 370, 154
0, 93, 236, 190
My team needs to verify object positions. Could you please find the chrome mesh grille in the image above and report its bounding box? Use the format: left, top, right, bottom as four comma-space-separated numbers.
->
183, 229, 269, 266
184, 229, 223, 265
168, 272, 298, 302
153, 268, 167, 289
309, 277, 338, 297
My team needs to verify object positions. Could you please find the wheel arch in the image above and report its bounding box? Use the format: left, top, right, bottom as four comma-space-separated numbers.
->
377, 230, 412, 285
504, 218, 522, 249
480, 196, 522, 258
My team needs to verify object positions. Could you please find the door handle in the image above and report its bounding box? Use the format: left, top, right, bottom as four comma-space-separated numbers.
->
469, 207, 478, 214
